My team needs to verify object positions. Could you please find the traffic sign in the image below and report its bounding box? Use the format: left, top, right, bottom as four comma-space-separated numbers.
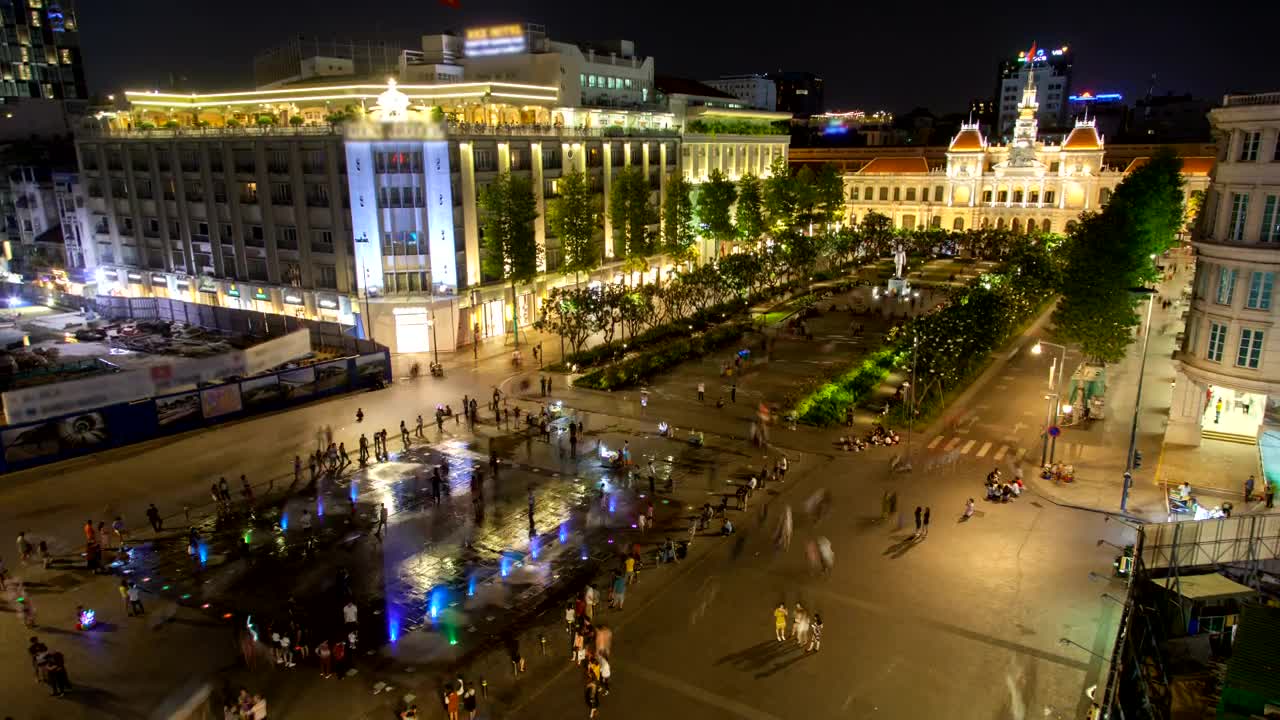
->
1048, 426, 1061, 437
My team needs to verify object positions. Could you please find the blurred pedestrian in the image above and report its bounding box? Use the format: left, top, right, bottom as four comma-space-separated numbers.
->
773, 603, 787, 642
913, 506, 922, 537
922, 507, 931, 538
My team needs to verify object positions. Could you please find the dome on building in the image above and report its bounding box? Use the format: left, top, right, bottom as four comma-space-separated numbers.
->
1063, 121, 1102, 150
949, 123, 985, 152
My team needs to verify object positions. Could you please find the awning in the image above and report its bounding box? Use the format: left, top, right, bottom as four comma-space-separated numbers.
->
1155, 573, 1257, 601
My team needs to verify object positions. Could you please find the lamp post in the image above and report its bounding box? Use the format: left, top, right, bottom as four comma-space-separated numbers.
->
1031, 339, 1068, 464
1121, 287, 1157, 513
428, 278, 440, 366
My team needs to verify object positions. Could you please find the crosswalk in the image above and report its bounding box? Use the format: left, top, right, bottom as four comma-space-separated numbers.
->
926, 434, 1029, 464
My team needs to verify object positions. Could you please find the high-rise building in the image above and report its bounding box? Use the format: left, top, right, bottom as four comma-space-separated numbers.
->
69, 23, 790, 354
0, 0, 85, 102
766, 71, 824, 118
1066, 91, 1127, 140
253, 36, 409, 89
995, 43, 1073, 138
1129, 93, 1212, 142
701, 75, 777, 111
1168, 92, 1280, 446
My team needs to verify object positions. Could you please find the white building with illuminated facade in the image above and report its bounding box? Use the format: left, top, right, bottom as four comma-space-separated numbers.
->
1168, 92, 1280, 448
842, 66, 1210, 236
71, 23, 789, 354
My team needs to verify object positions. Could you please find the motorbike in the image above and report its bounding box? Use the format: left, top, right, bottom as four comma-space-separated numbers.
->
1168, 495, 1191, 514
429, 361, 444, 377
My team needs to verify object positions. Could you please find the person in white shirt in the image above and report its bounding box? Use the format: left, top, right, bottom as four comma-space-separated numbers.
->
1178, 482, 1192, 501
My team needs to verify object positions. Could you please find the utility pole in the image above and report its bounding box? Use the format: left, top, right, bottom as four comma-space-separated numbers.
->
1121, 289, 1157, 513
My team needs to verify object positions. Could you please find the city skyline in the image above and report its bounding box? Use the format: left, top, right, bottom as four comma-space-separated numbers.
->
77, 0, 1280, 113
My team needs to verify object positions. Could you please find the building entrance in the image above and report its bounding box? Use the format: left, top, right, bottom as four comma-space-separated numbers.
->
1202, 385, 1265, 440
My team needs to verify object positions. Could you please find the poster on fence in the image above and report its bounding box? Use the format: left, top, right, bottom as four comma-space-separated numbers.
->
314, 359, 349, 394
240, 375, 283, 410
243, 329, 311, 375
3, 371, 152, 425
2, 411, 110, 463
354, 353, 388, 385
155, 392, 200, 427
279, 367, 315, 400
200, 384, 242, 419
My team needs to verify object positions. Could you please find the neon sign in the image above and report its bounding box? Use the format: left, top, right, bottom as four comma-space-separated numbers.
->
465, 24, 526, 57
1017, 45, 1069, 63
1068, 92, 1122, 102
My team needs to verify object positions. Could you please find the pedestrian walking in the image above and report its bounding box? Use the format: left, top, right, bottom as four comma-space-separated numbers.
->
376, 503, 388, 539
731, 383, 737, 403
611, 571, 626, 609
145, 504, 163, 532
1245, 474, 1256, 504
16, 530, 32, 562
963, 498, 975, 521
585, 680, 600, 718
913, 506, 922, 537
27, 635, 46, 679
791, 602, 807, 645
317, 639, 333, 678
773, 603, 787, 641
1267, 480, 1276, 509
401, 421, 410, 448
416, 414, 424, 438
697, 381, 705, 402
807, 614, 823, 653
463, 688, 477, 719
922, 507, 931, 538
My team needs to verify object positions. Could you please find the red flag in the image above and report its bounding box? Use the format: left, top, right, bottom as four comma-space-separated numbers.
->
439, 0, 459, 7
1026, 42, 1037, 61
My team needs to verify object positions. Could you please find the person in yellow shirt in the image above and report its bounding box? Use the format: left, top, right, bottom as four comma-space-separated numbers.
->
624, 555, 636, 585
773, 603, 787, 642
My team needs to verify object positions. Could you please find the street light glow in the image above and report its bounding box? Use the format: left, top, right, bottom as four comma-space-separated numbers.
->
1031, 341, 1042, 355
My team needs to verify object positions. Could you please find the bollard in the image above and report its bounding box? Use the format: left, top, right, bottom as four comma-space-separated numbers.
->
539, 633, 547, 655
480, 678, 488, 698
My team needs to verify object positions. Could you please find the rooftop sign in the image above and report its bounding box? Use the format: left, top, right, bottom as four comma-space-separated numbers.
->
465, 24, 526, 57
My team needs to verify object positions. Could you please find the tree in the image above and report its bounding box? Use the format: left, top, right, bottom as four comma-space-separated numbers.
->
779, 228, 822, 287
735, 173, 767, 245
812, 163, 846, 230
479, 172, 541, 347
609, 166, 657, 260
548, 171, 598, 284
859, 211, 895, 257
1183, 189, 1205, 236
697, 169, 737, 255
718, 252, 763, 298
662, 173, 697, 264
763, 157, 799, 232
538, 286, 599, 358
1053, 150, 1184, 362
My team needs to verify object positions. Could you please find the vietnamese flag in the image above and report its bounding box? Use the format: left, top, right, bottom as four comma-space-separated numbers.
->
440, 0, 459, 7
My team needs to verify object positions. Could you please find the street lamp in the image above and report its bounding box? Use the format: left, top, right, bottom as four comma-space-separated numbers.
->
1031, 339, 1068, 465
354, 233, 375, 344
1121, 287, 1157, 513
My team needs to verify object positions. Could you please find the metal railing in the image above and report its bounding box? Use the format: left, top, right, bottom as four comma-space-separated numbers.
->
79, 125, 340, 139
81, 122, 680, 141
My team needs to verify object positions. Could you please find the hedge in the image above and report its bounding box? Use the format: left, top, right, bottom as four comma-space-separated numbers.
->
792, 348, 899, 426
573, 321, 750, 391
554, 297, 749, 372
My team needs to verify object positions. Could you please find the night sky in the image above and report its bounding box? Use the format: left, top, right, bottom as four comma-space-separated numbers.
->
80, 0, 1279, 114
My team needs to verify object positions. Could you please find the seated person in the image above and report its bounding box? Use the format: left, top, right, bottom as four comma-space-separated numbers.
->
720, 519, 735, 536
1177, 482, 1192, 501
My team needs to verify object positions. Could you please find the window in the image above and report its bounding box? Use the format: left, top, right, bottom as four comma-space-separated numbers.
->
579, 73, 585, 88
1013, 190, 1023, 203
185, 181, 203, 202
1227, 192, 1249, 241
213, 181, 227, 203
247, 259, 269, 282
1044, 190, 1055, 205
982, 190, 993, 203
303, 149, 327, 174
1029, 190, 1039, 204
930, 215, 942, 228
1099, 188, 1112, 205
1240, 131, 1261, 162
474, 149, 496, 172
934, 186, 944, 202
241, 182, 258, 204
952, 217, 964, 231
1207, 321, 1227, 362
275, 225, 298, 250
893, 187, 901, 201
270, 182, 292, 205
1261, 195, 1279, 243
268, 149, 289, 174
997, 190, 1008, 203
311, 230, 334, 254
245, 224, 265, 247
905, 188, 916, 201
306, 183, 330, 207
1247, 271, 1274, 310
849, 187, 859, 201
316, 264, 337, 289
180, 149, 199, 172
233, 150, 255, 174
135, 178, 152, 199
1217, 267, 1238, 305
542, 148, 561, 168
879, 187, 888, 201
220, 223, 234, 244
1237, 328, 1264, 369
864, 186, 874, 201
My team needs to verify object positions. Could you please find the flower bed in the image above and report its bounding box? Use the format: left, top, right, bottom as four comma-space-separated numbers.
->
792, 348, 899, 426
573, 321, 750, 391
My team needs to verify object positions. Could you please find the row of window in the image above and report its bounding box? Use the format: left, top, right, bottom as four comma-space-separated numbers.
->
89, 177, 332, 207
83, 145, 333, 175
1201, 321, 1265, 369
1223, 192, 1280, 243
849, 184, 1059, 206
581, 74, 636, 91
1233, 130, 1280, 163
1199, 265, 1275, 311
852, 185, 945, 203
377, 186, 427, 209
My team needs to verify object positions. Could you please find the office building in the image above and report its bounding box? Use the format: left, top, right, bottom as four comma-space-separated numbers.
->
1067, 91, 1127, 141
843, 70, 1210, 235
70, 23, 789, 355
1129, 93, 1212, 142
995, 43, 1073, 137
701, 75, 777, 111
0, 0, 85, 102
1168, 92, 1280, 447
767, 71, 824, 118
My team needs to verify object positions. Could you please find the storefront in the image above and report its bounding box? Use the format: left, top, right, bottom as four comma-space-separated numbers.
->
393, 306, 431, 353
125, 270, 146, 297
482, 298, 506, 339
1203, 385, 1266, 440
248, 286, 275, 314
150, 273, 170, 298
282, 288, 307, 318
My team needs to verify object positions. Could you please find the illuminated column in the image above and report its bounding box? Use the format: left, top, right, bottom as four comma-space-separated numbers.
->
458, 141, 481, 286
624, 141, 632, 168
1038, 179, 1046, 208
497, 142, 510, 173
531, 142, 546, 272
641, 142, 651, 183
659, 143, 669, 225
603, 142, 614, 259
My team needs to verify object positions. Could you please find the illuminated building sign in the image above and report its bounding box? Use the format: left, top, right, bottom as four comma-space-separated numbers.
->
283, 291, 304, 306
126, 271, 143, 283
253, 288, 270, 301
198, 277, 218, 293
1017, 45, 1069, 63
225, 283, 241, 298
464, 24, 527, 57
151, 274, 168, 287
1068, 92, 1123, 102
175, 279, 190, 291
102, 270, 118, 282
317, 296, 340, 310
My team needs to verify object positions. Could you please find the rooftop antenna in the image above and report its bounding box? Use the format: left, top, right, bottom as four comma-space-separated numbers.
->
1144, 73, 1157, 118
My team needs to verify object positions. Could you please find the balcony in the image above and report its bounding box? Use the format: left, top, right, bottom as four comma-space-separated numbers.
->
444, 121, 678, 140
78, 125, 342, 140
1222, 92, 1280, 108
